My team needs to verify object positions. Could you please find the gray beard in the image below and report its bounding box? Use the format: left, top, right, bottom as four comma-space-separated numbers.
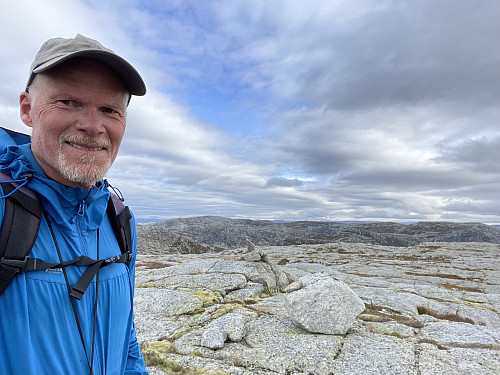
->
57, 151, 112, 185
56, 131, 113, 185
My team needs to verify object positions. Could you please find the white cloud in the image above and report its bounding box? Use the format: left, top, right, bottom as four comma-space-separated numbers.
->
1, 0, 499, 223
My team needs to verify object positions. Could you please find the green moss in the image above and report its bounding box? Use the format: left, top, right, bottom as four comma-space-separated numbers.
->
143, 339, 177, 354
184, 307, 206, 315
185, 290, 221, 307
189, 350, 204, 357
137, 283, 156, 288
211, 303, 248, 319
358, 313, 388, 323
141, 341, 228, 375
170, 328, 194, 341
260, 289, 278, 298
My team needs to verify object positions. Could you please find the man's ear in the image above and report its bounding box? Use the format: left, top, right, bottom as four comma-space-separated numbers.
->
19, 92, 33, 127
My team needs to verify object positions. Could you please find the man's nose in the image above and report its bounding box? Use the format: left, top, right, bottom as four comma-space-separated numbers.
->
75, 108, 104, 134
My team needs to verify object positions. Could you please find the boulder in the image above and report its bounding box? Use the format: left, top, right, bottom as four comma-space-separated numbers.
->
225, 282, 265, 301
200, 309, 257, 349
243, 249, 266, 262
284, 273, 365, 334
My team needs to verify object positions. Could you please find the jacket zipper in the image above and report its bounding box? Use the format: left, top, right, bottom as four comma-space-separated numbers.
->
75, 199, 100, 374
76, 200, 88, 257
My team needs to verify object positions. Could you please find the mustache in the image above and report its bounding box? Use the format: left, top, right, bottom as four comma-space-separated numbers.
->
60, 133, 112, 149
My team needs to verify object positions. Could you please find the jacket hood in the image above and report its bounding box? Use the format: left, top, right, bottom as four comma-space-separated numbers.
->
0, 135, 110, 231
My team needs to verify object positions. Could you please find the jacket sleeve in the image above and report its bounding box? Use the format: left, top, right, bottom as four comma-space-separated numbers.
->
125, 321, 148, 375
124, 214, 149, 375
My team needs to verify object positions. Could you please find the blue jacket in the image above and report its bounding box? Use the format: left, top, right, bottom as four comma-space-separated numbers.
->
0, 128, 148, 375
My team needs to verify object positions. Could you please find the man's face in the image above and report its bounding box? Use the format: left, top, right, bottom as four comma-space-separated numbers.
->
19, 58, 129, 188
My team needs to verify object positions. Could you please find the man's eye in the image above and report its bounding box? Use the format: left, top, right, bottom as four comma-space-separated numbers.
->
103, 107, 122, 115
58, 100, 74, 106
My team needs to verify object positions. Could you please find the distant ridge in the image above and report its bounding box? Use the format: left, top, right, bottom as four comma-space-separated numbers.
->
137, 216, 500, 252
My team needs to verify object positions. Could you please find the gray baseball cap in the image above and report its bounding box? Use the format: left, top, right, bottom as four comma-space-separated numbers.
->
26, 34, 146, 96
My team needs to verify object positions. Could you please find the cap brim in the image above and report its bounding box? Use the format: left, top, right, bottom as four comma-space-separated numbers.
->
32, 50, 146, 96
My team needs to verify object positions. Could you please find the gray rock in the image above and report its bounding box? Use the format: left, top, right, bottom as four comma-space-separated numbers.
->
134, 288, 203, 316
243, 249, 268, 262
356, 286, 431, 315
200, 325, 227, 349
134, 288, 203, 341
270, 263, 290, 291
200, 309, 257, 349
367, 321, 417, 338
166, 259, 218, 275
208, 315, 344, 374
208, 259, 278, 290
332, 333, 416, 375
283, 279, 302, 293
420, 321, 500, 349
284, 273, 365, 334
246, 239, 255, 252
418, 345, 500, 375
225, 282, 265, 301
283, 270, 299, 284
148, 272, 247, 296
134, 241, 500, 375
457, 303, 500, 329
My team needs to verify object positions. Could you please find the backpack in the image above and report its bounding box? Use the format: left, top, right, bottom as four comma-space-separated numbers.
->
0, 172, 133, 299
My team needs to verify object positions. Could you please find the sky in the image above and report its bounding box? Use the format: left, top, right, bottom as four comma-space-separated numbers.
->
0, 0, 499, 224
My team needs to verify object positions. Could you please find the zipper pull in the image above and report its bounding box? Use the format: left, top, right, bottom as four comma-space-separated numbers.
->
78, 200, 85, 216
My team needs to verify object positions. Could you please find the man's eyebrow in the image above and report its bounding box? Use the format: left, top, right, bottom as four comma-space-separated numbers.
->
47, 91, 79, 100
47, 92, 127, 107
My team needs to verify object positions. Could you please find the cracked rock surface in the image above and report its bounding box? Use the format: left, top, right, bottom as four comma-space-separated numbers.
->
135, 242, 500, 374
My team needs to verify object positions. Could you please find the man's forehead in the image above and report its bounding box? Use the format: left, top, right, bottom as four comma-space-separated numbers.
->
35, 58, 129, 95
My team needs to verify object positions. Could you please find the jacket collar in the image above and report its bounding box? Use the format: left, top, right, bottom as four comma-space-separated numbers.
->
0, 143, 110, 231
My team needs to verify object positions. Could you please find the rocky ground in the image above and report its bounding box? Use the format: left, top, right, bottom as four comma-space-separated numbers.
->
133, 242, 500, 374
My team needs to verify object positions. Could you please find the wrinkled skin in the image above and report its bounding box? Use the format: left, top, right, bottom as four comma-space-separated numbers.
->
19, 58, 129, 188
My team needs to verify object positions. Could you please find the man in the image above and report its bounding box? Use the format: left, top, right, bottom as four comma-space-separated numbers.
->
0, 34, 148, 374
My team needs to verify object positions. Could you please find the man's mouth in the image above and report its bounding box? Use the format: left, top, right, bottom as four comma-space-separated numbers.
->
66, 141, 108, 152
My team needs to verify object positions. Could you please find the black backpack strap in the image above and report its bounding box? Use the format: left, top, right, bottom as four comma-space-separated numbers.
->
0, 179, 41, 294
0, 177, 133, 298
106, 192, 133, 265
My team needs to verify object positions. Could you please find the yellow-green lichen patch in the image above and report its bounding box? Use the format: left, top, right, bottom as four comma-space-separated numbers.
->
170, 327, 197, 341
358, 313, 388, 323
260, 289, 279, 298
211, 303, 249, 319
185, 290, 221, 307
141, 340, 227, 375
464, 300, 497, 312
136, 283, 156, 288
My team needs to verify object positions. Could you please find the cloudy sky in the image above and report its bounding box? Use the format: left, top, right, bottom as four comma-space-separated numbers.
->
1, 0, 499, 223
